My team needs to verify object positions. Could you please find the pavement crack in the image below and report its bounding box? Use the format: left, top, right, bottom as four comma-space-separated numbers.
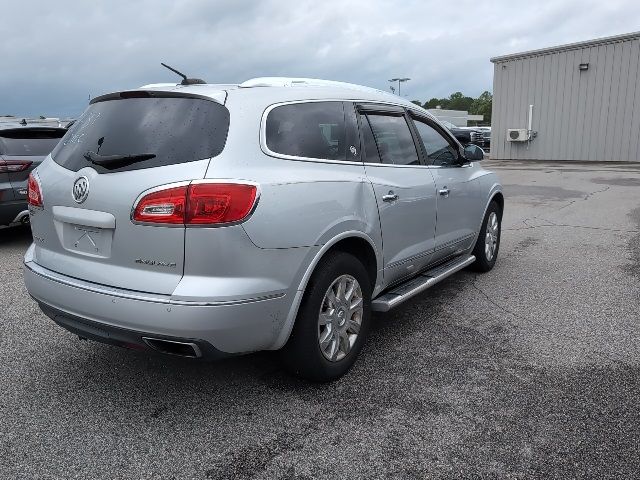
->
471, 275, 629, 365
509, 185, 612, 232
471, 276, 524, 323
547, 184, 610, 215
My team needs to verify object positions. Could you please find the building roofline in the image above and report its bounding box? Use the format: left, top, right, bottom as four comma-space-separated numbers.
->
490, 31, 640, 63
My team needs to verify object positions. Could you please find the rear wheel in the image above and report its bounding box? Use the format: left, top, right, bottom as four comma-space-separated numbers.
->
471, 201, 501, 272
281, 252, 371, 382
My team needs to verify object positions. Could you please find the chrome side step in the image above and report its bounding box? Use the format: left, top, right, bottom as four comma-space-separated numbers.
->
371, 255, 476, 312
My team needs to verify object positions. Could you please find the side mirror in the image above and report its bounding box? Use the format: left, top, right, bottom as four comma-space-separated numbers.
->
463, 144, 484, 161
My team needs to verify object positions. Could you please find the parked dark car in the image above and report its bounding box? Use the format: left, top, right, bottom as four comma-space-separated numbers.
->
440, 121, 490, 151
472, 126, 491, 151
1, 124, 67, 226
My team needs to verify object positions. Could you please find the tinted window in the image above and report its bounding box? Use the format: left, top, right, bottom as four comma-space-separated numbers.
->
360, 115, 381, 163
366, 114, 420, 165
51, 97, 230, 173
266, 102, 346, 160
0, 128, 66, 156
412, 119, 459, 166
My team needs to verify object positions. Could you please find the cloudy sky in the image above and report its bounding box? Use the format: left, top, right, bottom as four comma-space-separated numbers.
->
2, 0, 639, 118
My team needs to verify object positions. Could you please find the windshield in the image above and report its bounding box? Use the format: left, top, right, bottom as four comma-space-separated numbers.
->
51, 96, 230, 173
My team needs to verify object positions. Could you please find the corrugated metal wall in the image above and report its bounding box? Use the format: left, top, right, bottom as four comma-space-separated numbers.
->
491, 35, 640, 161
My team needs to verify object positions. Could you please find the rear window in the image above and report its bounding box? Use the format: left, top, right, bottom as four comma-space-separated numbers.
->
51, 96, 230, 173
0, 128, 66, 156
265, 102, 347, 161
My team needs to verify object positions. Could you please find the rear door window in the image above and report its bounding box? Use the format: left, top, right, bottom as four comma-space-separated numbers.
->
365, 114, 420, 165
0, 128, 66, 156
359, 115, 381, 163
51, 95, 230, 173
265, 102, 347, 161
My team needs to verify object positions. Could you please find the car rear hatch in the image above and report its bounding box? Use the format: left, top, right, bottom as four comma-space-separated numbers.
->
0, 127, 66, 200
29, 90, 230, 295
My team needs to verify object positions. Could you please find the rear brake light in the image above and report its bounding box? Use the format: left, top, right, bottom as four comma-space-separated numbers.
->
27, 173, 43, 208
132, 185, 187, 224
0, 160, 32, 173
132, 182, 258, 225
186, 183, 257, 224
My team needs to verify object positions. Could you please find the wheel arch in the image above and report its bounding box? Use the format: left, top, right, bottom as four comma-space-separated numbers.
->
270, 231, 380, 350
491, 191, 504, 217
470, 185, 504, 249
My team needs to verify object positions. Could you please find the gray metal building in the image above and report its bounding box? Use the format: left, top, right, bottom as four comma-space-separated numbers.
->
490, 31, 640, 162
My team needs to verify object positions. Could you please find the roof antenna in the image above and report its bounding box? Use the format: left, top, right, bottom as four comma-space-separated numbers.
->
160, 63, 206, 85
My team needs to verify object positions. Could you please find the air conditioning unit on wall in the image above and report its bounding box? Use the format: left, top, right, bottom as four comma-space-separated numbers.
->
507, 128, 529, 142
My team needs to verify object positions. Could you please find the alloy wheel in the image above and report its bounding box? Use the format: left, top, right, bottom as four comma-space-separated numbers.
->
317, 274, 363, 362
485, 211, 499, 261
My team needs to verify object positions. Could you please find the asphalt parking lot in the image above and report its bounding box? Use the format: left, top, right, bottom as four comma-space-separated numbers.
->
1, 161, 639, 479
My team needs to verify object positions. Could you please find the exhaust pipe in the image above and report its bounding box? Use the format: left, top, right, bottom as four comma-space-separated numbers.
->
12, 210, 30, 225
142, 337, 202, 358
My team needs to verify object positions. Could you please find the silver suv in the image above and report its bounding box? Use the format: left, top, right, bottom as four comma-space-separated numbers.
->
24, 77, 503, 381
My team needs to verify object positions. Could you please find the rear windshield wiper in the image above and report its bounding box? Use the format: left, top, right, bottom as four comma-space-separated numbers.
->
83, 150, 156, 168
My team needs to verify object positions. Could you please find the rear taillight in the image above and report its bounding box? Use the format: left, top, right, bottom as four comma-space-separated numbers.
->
0, 160, 32, 173
27, 173, 43, 208
132, 182, 258, 225
132, 185, 187, 224
186, 183, 257, 224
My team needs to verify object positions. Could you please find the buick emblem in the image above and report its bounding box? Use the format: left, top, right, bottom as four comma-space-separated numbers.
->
72, 176, 89, 203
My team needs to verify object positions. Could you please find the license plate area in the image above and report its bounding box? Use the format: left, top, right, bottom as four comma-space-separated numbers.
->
61, 223, 113, 258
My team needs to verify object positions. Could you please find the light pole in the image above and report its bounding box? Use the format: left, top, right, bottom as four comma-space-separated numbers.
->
388, 77, 410, 96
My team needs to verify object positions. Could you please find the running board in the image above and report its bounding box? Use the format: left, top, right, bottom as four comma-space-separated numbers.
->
371, 255, 476, 312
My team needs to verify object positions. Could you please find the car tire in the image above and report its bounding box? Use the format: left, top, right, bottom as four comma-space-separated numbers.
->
280, 251, 372, 382
471, 201, 501, 272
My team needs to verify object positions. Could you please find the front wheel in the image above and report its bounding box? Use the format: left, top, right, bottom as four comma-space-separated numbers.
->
471, 201, 501, 272
280, 252, 371, 382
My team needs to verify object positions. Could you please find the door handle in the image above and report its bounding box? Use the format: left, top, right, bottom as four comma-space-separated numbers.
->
382, 191, 399, 202
439, 188, 450, 197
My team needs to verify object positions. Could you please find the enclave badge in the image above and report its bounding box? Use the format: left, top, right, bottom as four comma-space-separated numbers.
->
72, 176, 89, 203
135, 258, 177, 268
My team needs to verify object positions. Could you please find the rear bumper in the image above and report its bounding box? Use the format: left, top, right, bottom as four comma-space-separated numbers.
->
24, 245, 293, 355
38, 303, 228, 360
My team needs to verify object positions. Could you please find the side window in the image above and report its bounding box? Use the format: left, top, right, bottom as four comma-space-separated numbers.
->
265, 102, 346, 161
365, 114, 420, 166
412, 118, 459, 166
359, 115, 381, 163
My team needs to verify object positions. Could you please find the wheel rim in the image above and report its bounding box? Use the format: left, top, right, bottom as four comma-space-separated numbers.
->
317, 274, 363, 362
484, 211, 499, 261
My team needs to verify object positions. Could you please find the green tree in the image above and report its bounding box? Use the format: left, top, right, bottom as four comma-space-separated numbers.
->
447, 92, 475, 112
417, 91, 493, 125
469, 91, 493, 124
423, 97, 443, 109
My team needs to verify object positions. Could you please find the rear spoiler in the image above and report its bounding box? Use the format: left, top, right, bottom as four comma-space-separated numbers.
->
90, 90, 227, 105
0, 127, 68, 137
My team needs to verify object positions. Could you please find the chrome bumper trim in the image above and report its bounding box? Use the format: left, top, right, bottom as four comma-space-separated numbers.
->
24, 260, 285, 307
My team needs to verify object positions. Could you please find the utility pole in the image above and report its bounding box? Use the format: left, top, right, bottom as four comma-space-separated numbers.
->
388, 78, 410, 96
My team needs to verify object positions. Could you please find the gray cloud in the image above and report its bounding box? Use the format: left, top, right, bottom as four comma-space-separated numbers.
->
2, 0, 639, 117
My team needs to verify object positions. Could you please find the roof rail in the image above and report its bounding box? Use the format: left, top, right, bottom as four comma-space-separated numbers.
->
239, 77, 387, 95
139, 83, 180, 89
